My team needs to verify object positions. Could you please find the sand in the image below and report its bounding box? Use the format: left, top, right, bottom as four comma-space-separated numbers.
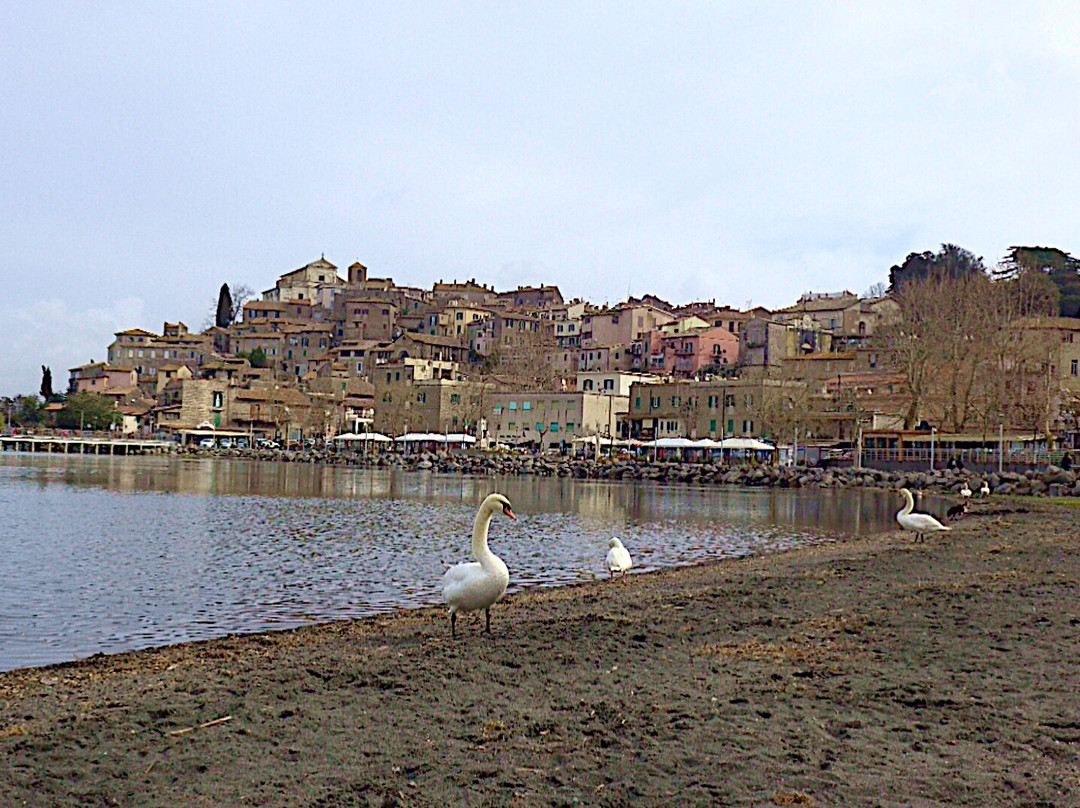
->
1, 498, 1078, 806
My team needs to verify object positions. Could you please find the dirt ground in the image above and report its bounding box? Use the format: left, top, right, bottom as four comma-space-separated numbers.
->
1, 498, 1078, 807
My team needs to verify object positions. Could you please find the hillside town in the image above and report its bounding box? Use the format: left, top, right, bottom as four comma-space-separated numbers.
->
14, 247, 1080, 463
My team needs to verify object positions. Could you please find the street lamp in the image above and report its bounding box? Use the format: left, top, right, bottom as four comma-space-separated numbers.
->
929, 426, 937, 471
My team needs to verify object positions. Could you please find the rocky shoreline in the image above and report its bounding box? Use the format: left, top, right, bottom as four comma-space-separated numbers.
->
178, 445, 1080, 498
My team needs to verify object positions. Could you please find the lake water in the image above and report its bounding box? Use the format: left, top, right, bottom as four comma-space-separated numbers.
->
0, 453, 906, 672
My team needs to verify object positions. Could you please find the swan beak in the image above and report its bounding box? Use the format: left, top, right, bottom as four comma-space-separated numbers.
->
504, 506, 517, 521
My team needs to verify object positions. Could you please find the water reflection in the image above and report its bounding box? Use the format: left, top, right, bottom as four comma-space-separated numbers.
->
0, 454, 905, 672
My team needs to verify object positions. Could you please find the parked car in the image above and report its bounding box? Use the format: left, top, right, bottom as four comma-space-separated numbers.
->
219, 438, 234, 449
198, 437, 215, 448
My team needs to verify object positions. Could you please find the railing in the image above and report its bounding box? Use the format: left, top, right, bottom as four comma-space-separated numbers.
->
861, 446, 1053, 470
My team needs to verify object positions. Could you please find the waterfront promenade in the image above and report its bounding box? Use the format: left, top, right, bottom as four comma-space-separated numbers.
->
0, 433, 173, 455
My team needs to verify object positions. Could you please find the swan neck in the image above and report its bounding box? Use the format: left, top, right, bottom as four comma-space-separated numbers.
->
900, 490, 914, 516
472, 504, 496, 565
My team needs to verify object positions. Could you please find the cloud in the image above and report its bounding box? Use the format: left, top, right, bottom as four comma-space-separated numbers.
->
0, 297, 147, 397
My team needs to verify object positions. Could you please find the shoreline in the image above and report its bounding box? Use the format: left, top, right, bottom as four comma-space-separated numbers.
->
2, 500, 1077, 805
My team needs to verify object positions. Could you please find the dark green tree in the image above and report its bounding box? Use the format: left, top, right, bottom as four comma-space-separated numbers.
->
247, 346, 268, 368
56, 393, 118, 431
999, 246, 1080, 317
889, 244, 986, 291
14, 395, 44, 426
39, 366, 54, 401
216, 283, 234, 328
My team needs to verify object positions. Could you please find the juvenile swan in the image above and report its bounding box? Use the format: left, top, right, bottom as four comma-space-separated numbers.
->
441, 493, 517, 637
896, 487, 951, 543
606, 537, 633, 582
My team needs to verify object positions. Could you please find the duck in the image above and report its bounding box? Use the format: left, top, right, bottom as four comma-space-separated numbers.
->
979, 481, 990, 496
959, 482, 972, 498
606, 537, 633, 582
896, 488, 951, 543
441, 493, 517, 638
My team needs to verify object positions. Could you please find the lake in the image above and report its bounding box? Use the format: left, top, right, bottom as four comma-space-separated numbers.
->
0, 453, 906, 672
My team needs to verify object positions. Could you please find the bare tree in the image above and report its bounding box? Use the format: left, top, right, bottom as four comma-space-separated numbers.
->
481, 321, 561, 392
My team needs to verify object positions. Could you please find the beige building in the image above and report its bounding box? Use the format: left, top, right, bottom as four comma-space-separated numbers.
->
261, 256, 344, 309
488, 391, 628, 450
627, 378, 799, 441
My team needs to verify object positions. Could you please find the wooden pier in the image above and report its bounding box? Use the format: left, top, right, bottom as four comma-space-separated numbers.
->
0, 435, 174, 456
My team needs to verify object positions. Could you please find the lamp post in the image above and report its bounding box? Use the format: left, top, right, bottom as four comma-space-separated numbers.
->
929, 426, 936, 471
998, 422, 1004, 474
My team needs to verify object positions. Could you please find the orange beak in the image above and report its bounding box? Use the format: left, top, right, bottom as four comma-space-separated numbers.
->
504, 506, 517, 521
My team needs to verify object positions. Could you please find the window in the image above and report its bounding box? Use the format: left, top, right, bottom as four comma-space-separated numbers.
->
671, 396, 681, 407
1073, 360, 1078, 377
650, 396, 660, 409
451, 394, 461, 405
708, 395, 718, 408
494, 405, 504, 415
584, 379, 594, 391
742, 419, 754, 434
635, 396, 642, 409
603, 379, 614, 391
418, 392, 426, 403
509, 402, 518, 411
725, 393, 736, 407
710, 419, 717, 433
212, 391, 224, 409
522, 402, 532, 411
727, 419, 735, 435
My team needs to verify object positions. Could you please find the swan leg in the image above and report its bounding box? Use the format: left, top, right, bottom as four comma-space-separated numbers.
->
451, 611, 457, 639
484, 607, 492, 635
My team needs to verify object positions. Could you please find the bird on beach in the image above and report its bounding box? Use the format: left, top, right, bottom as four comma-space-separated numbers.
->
606, 537, 633, 583
441, 493, 517, 638
945, 501, 968, 521
896, 488, 951, 543
979, 481, 991, 496
960, 482, 973, 498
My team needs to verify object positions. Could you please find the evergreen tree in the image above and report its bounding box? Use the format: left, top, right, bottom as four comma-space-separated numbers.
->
39, 365, 54, 401
999, 246, 1080, 317
216, 283, 234, 328
888, 244, 985, 292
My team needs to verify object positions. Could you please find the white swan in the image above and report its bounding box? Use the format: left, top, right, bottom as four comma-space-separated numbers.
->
960, 482, 972, 498
441, 493, 517, 637
979, 481, 990, 496
896, 488, 951, 543
606, 537, 633, 582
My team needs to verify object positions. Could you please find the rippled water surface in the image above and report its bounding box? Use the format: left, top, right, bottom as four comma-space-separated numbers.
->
0, 454, 905, 671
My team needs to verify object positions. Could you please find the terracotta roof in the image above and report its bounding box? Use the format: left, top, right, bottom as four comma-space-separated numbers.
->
114, 328, 159, 337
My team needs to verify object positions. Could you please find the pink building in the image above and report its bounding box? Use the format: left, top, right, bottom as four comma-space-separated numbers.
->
648, 327, 740, 379
68, 363, 139, 394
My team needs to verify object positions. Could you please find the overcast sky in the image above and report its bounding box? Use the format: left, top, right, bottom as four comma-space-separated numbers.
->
3, 2, 1079, 397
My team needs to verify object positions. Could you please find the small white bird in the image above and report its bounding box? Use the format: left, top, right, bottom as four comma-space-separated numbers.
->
959, 482, 972, 498
606, 537, 633, 583
979, 481, 990, 496
896, 488, 951, 543
441, 493, 517, 637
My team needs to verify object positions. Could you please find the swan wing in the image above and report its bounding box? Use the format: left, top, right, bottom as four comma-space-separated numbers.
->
899, 513, 950, 532
442, 560, 483, 588
607, 546, 633, 572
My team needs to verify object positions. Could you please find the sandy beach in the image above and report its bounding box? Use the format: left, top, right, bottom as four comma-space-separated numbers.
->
1, 497, 1077, 806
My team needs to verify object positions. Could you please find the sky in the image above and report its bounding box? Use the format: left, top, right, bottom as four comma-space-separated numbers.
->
2, 2, 1079, 397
